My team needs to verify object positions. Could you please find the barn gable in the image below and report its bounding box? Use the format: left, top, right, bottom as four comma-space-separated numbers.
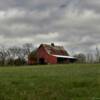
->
40, 43, 69, 56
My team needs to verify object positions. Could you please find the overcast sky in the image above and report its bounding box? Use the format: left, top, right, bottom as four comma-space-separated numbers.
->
0, 0, 100, 54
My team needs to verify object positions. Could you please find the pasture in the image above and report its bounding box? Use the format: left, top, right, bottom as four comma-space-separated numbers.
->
0, 64, 100, 100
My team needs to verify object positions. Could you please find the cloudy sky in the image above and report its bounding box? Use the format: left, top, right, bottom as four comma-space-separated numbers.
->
0, 0, 100, 54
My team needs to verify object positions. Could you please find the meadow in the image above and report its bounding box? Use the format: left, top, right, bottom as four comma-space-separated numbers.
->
0, 64, 100, 100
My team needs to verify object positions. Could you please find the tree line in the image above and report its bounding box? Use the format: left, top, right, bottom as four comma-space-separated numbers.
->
74, 47, 100, 63
0, 43, 100, 66
0, 43, 34, 66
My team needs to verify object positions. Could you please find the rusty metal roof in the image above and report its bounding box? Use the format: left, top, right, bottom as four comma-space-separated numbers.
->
41, 44, 69, 56
52, 55, 76, 59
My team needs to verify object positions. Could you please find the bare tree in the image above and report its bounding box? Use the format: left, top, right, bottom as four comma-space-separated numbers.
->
23, 43, 33, 54
86, 53, 94, 63
0, 46, 9, 65
0, 43, 35, 66
74, 53, 86, 63
95, 46, 100, 63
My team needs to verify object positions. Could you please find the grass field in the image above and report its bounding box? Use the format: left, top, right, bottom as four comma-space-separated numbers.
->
0, 64, 100, 100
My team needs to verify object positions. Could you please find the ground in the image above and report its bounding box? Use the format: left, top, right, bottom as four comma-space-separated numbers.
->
0, 64, 100, 100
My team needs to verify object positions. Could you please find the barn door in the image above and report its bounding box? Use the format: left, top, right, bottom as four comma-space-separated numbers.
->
39, 58, 45, 64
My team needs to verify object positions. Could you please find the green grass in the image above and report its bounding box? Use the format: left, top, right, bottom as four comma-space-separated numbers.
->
0, 64, 100, 100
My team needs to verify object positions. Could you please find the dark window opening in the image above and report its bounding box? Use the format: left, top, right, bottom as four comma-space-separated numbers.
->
57, 57, 77, 64
39, 58, 46, 64
69, 59, 77, 63
57, 57, 69, 63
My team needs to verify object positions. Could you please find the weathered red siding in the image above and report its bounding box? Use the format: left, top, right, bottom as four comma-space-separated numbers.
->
37, 46, 57, 64
28, 56, 37, 65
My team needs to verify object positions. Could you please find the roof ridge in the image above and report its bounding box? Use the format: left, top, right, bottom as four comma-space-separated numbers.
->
40, 43, 69, 56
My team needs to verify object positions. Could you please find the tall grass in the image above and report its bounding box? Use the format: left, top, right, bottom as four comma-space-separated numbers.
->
0, 64, 99, 100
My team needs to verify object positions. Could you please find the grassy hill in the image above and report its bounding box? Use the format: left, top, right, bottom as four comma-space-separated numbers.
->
0, 64, 100, 100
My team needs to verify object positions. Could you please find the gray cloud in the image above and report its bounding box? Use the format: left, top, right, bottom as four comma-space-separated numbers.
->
0, 0, 100, 54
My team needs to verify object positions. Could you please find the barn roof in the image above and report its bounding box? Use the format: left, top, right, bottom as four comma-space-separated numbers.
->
40, 44, 69, 56
52, 55, 76, 59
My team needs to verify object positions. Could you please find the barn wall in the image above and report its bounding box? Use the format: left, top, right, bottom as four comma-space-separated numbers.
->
47, 54, 57, 64
28, 60, 37, 65
28, 54, 37, 65
37, 46, 57, 64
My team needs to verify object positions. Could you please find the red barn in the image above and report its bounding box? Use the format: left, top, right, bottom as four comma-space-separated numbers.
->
28, 43, 76, 64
